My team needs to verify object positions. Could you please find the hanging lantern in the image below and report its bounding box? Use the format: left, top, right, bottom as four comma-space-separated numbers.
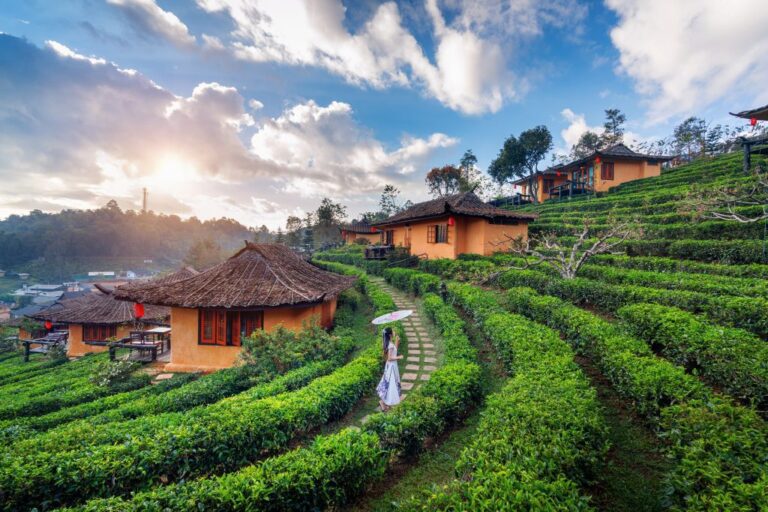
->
370, 227, 376, 233
44, 320, 52, 330
751, 117, 758, 126
448, 216, 455, 226
556, 171, 562, 177
134, 303, 145, 319
595, 155, 601, 164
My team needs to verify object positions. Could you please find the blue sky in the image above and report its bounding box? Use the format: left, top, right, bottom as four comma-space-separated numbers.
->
1, 0, 766, 228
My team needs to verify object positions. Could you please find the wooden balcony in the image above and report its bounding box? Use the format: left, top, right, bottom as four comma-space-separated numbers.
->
548, 180, 593, 200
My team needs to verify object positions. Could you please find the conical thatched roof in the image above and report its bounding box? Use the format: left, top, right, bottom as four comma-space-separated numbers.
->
114, 266, 199, 295
29, 290, 169, 325
113, 243, 357, 309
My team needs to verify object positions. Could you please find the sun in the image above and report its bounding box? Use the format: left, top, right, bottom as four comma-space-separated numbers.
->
148, 154, 195, 188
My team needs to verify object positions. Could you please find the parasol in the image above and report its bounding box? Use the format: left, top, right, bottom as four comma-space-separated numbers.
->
371, 310, 413, 325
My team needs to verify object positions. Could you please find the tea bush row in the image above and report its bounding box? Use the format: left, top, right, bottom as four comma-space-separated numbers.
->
504, 286, 768, 510
618, 303, 768, 410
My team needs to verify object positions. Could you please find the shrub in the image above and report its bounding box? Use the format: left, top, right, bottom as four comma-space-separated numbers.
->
618, 303, 768, 409
89, 359, 143, 389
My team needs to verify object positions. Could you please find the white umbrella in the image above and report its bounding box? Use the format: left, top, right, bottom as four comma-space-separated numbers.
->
371, 310, 413, 325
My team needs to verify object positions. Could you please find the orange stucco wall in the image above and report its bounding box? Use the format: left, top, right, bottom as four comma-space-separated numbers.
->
521, 175, 568, 203
164, 298, 339, 373
383, 215, 530, 260
343, 232, 374, 245
66, 324, 133, 357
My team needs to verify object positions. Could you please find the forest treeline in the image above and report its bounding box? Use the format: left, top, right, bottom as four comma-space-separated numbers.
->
0, 201, 254, 279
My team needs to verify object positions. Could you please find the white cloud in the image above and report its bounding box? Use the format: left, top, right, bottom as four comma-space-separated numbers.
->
195, 0, 576, 115
248, 99, 264, 111
445, 0, 587, 38
0, 35, 456, 228
250, 99, 458, 197
607, 0, 768, 122
560, 108, 603, 149
107, 0, 196, 47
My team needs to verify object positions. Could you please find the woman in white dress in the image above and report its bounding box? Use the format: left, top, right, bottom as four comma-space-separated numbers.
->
377, 331, 402, 411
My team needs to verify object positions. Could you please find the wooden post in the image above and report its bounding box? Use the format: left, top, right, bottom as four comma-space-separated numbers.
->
109, 345, 116, 361
743, 140, 752, 173
23, 341, 30, 362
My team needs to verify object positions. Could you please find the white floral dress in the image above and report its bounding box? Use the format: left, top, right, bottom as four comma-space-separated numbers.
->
377, 341, 401, 406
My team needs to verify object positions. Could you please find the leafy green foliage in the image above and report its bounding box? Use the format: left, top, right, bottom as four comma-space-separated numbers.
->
89, 359, 145, 389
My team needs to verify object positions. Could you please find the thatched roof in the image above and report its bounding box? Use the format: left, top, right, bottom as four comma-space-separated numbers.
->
29, 290, 169, 325
113, 266, 199, 295
113, 243, 357, 309
731, 104, 768, 121
373, 191, 537, 227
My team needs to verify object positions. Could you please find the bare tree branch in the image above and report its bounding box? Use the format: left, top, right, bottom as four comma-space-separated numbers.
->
485, 217, 641, 281
684, 165, 768, 223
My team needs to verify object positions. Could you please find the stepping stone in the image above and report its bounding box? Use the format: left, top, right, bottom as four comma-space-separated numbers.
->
406, 357, 420, 363
410, 349, 421, 355
423, 365, 437, 371
423, 343, 434, 348
402, 373, 418, 381
360, 415, 372, 425
401, 381, 414, 390
424, 350, 436, 356
400, 394, 407, 400
419, 374, 431, 381
424, 357, 437, 363
406, 364, 420, 371
154, 373, 174, 381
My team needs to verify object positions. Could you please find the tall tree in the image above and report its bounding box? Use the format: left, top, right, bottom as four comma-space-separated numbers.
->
254, 225, 271, 243
457, 149, 489, 196
674, 117, 708, 160
379, 185, 410, 217
600, 108, 626, 148
314, 198, 347, 246
275, 227, 286, 244
425, 165, 462, 197
571, 131, 602, 159
488, 125, 553, 204
285, 215, 303, 248
302, 212, 315, 250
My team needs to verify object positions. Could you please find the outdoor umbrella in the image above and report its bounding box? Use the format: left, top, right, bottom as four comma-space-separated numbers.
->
371, 310, 413, 325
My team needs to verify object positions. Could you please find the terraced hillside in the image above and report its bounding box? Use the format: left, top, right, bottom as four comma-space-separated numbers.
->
314, 151, 768, 511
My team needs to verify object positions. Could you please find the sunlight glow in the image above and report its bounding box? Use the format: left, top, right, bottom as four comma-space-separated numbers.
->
149, 154, 197, 188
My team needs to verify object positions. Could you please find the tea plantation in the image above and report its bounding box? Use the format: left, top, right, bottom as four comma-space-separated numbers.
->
0, 151, 766, 510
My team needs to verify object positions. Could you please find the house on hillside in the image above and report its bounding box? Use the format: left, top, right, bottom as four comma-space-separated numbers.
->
113, 243, 356, 372
730, 104, 768, 171
371, 191, 537, 260
340, 220, 377, 245
29, 288, 170, 357
514, 143, 674, 203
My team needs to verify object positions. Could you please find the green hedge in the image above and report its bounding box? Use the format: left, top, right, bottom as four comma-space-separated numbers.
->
495, 269, 768, 338
618, 303, 768, 409
0, 348, 381, 510
578, 263, 768, 299
504, 286, 768, 510
406, 280, 606, 509
590, 254, 768, 279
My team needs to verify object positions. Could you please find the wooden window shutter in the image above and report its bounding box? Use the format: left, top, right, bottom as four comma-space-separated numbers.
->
215, 311, 227, 345
427, 225, 436, 243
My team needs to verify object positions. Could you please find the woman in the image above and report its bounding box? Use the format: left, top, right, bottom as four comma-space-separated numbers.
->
377, 329, 402, 411
382, 327, 393, 358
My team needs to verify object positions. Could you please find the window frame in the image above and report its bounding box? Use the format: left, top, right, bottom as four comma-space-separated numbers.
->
82, 324, 117, 342
200, 309, 263, 346
600, 161, 615, 181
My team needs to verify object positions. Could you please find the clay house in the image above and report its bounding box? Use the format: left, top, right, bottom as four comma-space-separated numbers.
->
340, 220, 377, 245
113, 243, 356, 372
29, 288, 169, 357
514, 143, 674, 203
371, 191, 537, 260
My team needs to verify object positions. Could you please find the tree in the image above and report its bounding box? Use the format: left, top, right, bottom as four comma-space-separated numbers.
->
183, 239, 224, 270
488, 125, 553, 204
674, 117, 708, 160
457, 149, 489, 196
254, 225, 271, 243
302, 212, 315, 250
285, 216, 303, 248
314, 198, 346, 246
379, 185, 410, 217
488, 216, 641, 280
571, 131, 602, 159
600, 108, 626, 148
275, 228, 286, 244
426, 165, 462, 197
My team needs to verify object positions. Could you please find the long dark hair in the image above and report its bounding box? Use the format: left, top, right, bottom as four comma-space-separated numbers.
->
382, 327, 393, 353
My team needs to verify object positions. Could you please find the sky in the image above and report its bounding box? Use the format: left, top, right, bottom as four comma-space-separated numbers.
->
1, 0, 767, 229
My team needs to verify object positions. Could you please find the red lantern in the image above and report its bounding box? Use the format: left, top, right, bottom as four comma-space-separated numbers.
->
556, 171, 562, 177
447, 216, 455, 226
44, 321, 52, 330
595, 155, 601, 164
134, 303, 145, 319
370, 227, 376, 233
751, 117, 758, 126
